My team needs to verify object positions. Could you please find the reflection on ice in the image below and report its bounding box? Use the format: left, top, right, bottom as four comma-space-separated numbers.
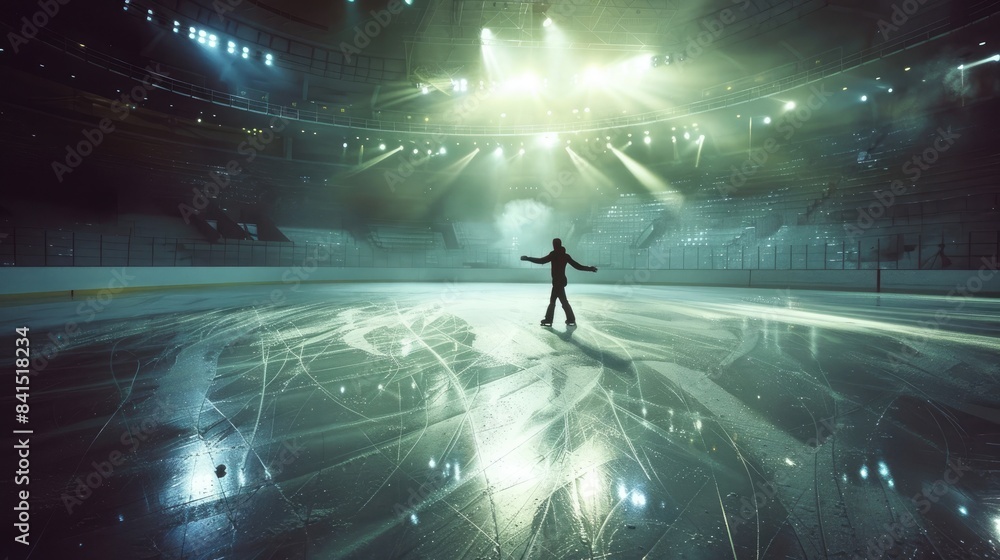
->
6, 283, 999, 559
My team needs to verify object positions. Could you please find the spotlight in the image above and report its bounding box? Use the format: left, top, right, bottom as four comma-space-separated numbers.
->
439, 146, 446, 155
518, 148, 525, 155
860, 95, 868, 102
683, 131, 690, 140
427, 149, 432, 155
887, 88, 893, 93
543, 17, 552, 27
671, 136, 676, 143
173, 21, 180, 33
784, 101, 795, 110
421, 86, 429, 94
698, 135, 705, 143
413, 148, 419, 154
379, 143, 386, 150
343, 142, 348, 148
265, 53, 274, 65
494, 146, 503, 156
643, 136, 652, 145
481, 28, 492, 39
763, 116, 772, 124
404, 0, 413, 4
993, 54, 1000, 62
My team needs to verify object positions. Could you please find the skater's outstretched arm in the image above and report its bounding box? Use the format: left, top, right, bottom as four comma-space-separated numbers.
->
567, 255, 598, 272
520, 254, 551, 264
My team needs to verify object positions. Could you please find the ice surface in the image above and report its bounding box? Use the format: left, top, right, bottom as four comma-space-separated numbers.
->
3, 283, 999, 559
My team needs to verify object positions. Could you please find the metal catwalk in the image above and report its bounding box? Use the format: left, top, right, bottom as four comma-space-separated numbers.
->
4, 283, 999, 559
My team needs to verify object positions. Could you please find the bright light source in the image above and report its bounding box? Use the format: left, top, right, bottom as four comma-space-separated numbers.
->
643, 136, 652, 145
460, 78, 468, 92
379, 143, 386, 150
438, 146, 446, 155
518, 148, 525, 155
582, 67, 603, 85
763, 116, 772, 124
860, 95, 868, 102
671, 136, 676, 143
426, 149, 432, 155
980, 41, 987, 46
784, 101, 795, 110
993, 54, 1000, 62
904, 66, 911, 71
683, 131, 690, 140
888, 88, 893, 93
421, 86, 429, 94
404, 0, 413, 4
343, 142, 348, 148
494, 146, 503, 156
698, 135, 705, 142
958, 64, 965, 70
265, 53, 273, 65
481, 28, 492, 39
198, 30, 206, 37
543, 17, 552, 27
412, 148, 418, 154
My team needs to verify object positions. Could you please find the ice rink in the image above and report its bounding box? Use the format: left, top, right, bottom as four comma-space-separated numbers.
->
5, 282, 1000, 559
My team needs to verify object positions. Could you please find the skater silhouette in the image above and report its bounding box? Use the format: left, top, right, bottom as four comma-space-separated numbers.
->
521, 238, 598, 326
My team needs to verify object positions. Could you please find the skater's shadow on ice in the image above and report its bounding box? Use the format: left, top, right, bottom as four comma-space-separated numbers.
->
550, 328, 635, 376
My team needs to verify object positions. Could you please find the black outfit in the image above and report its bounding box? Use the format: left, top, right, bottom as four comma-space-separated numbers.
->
523, 248, 594, 323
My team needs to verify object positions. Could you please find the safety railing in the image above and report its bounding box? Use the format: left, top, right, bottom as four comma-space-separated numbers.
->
1, 227, 995, 271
